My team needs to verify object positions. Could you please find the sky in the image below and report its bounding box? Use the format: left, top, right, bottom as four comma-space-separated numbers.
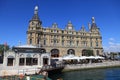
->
0, 0, 120, 52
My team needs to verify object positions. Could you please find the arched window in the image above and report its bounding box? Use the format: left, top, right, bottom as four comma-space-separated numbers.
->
67, 49, 75, 55
51, 49, 59, 57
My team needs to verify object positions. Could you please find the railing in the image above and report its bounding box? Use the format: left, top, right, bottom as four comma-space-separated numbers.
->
18, 68, 40, 75
41, 64, 65, 71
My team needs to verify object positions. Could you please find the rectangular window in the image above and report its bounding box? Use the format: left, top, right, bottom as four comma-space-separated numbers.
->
62, 36, 64, 39
44, 40, 46, 45
83, 41, 86, 47
96, 42, 98, 47
62, 30, 64, 34
54, 40, 56, 45
30, 33, 32, 36
44, 35, 46, 38
96, 38, 98, 41
37, 39, 39, 44
54, 30, 57, 33
43, 29, 46, 32
51, 30, 53, 32
70, 41, 72, 46
76, 32, 78, 35
91, 42, 92, 47
38, 33, 40, 37
30, 39, 32, 44
62, 40, 64, 46
77, 41, 79, 46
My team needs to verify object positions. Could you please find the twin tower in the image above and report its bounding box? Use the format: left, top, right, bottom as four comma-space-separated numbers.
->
27, 6, 103, 57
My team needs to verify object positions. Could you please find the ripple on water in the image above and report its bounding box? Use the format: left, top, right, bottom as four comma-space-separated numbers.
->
49, 67, 120, 80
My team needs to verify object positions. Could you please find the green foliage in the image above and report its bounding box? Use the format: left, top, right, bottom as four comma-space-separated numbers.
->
110, 52, 118, 59
82, 49, 94, 56
0, 44, 9, 55
86, 50, 94, 56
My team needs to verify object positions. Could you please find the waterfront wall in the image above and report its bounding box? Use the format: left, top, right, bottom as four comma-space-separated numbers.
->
0, 66, 40, 77
63, 61, 120, 72
1, 61, 120, 76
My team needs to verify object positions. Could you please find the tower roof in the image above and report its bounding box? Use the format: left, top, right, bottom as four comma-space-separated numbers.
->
31, 6, 40, 21
32, 14, 40, 20
91, 17, 97, 29
91, 23, 97, 29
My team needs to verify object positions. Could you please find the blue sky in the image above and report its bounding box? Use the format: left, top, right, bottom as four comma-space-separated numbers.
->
0, 0, 120, 52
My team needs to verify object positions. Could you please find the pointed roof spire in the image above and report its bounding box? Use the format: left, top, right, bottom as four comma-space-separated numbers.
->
34, 6, 38, 14
52, 22, 58, 28
91, 17, 97, 29
92, 17, 95, 23
30, 6, 42, 25
31, 5, 40, 21
80, 25, 86, 32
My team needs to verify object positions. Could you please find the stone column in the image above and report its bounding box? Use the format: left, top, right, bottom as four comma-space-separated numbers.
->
15, 53, 19, 67
38, 56, 40, 66
24, 58, 26, 66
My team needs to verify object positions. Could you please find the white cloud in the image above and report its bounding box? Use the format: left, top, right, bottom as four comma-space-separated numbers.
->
109, 38, 115, 41
104, 38, 120, 52
108, 42, 114, 45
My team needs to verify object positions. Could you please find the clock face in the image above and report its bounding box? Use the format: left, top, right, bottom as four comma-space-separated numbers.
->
68, 26, 72, 30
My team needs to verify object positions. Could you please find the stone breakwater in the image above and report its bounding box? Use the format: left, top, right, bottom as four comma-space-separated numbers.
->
63, 61, 120, 72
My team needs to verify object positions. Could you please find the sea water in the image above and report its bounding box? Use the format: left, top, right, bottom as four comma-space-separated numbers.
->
49, 67, 120, 80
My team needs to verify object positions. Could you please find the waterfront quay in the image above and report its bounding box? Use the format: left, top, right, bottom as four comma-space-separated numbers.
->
0, 60, 120, 76
63, 60, 120, 72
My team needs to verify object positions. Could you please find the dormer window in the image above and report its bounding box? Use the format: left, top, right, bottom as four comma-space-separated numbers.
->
66, 21, 74, 30
32, 22, 34, 25
43, 29, 46, 32
52, 23, 58, 28
54, 30, 57, 33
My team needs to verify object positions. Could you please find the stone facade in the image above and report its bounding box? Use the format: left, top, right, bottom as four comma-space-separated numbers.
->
27, 6, 103, 57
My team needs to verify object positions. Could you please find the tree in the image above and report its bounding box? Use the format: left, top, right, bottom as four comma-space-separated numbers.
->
0, 44, 9, 55
0, 44, 9, 63
110, 52, 117, 60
